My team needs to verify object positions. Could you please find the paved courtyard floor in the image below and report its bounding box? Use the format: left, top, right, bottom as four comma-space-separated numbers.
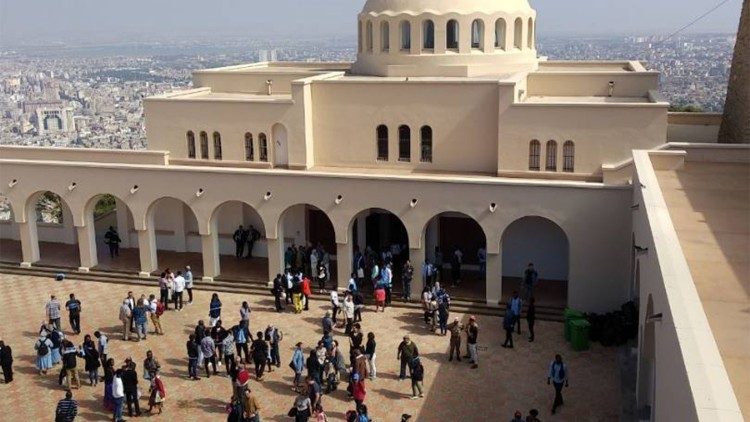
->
0, 274, 620, 421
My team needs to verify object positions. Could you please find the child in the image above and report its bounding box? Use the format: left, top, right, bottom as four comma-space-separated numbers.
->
313, 403, 328, 422
374, 288, 386, 312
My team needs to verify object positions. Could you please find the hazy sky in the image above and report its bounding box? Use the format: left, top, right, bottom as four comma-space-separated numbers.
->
0, 0, 743, 45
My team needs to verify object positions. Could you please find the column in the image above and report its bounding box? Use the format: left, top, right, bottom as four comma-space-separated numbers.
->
410, 244, 425, 301
201, 233, 220, 282
266, 237, 283, 287
485, 251, 502, 306
76, 224, 98, 272
336, 242, 352, 290
137, 228, 157, 278
18, 221, 40, 267
115, 198, 130, 248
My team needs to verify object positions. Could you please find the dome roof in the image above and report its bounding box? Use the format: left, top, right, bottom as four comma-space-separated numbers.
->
361, 0, 534, 15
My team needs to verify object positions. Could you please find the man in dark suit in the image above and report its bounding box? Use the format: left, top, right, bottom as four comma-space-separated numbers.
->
0, 340, 13, 383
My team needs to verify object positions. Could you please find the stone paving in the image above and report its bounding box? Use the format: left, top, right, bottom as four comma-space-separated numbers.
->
0, 274, 620, 421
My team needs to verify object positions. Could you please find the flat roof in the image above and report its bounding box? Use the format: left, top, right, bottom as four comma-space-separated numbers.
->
656, 161, 750, 417
523, 95, 651, 104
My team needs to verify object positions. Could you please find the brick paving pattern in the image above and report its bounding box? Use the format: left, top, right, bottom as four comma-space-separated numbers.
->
0, 274, 620, 421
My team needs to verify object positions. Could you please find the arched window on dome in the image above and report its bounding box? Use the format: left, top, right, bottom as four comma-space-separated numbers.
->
186, 131, 196, 159
213, 131, 222, 160
446, 20, 459, 50
563, 141, 575, 172
528, 140, 540, 171
358, 21, 363, 53
366, 21, 373, 52
381, 21, 390, 52
423, 20, 435, 49
545, 140, 557, 171
259, 133, 268, 162
398, 125, 411, 162
199, 131, 209, 159
400, 21, 411, 50
495, 18, 506, 50
527, 18, 534, 49
244, 132, 254, 161
420, 125, 432, 163
377, 125, 388, 161
514, 18, 523, 50
471, 19, 484, 49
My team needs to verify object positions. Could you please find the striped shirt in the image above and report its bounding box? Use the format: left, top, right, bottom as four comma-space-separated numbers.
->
55, 398, 78, 421
46, 299, 62, 320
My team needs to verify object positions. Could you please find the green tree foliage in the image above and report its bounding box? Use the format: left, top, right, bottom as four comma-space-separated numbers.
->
94, 194, 117, 218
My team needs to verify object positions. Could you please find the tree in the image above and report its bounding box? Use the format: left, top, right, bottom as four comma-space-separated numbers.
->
719, 0, 749, 143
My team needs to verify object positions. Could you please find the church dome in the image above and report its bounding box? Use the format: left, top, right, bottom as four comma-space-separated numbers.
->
352, 0, 539, 77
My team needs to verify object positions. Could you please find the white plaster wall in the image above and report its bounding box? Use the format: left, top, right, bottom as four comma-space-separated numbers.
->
501, 216, 568, 280
0, 221, 20, 240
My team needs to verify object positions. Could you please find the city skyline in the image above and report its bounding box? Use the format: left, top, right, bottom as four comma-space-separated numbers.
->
0, 0, 743, 46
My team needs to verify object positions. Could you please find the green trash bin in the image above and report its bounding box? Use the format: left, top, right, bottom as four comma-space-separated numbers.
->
570, 319, 591, 351
564, 308, 585, 342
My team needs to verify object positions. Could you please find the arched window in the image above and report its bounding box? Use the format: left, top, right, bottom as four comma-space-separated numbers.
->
514, 18, 523, 49
213, 131, 222, 160
377, 125, 388, 161
366, 21, 373, 52
527, 18, 534, 49
495, 18, 506, 50
398, 125, 411, 161
358, 21, 363, 53
471, 19, 484, 49
545, 140, 557, 171
199, 131, 209, 159
420, 125, 432, 163
528, 140, 540, 171
423, 20, 435, 49
186, 131, 196, 159
259, 133, 268, 162
446, 20, 459, 49
381, 21, 390, 52
244, 132, 254, 161
563, 141, 575, 172
400, 21, 411, 50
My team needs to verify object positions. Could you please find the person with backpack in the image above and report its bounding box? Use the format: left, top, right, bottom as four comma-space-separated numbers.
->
547, 354, 569, 414
409, 356, 424, 399
35, 333, 54, 374
65, 293, 82, 335
149, 294, 164, 335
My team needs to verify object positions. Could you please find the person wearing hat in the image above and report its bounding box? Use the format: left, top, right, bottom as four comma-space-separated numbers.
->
466, 316, 479, 369
396, 335, 419, 380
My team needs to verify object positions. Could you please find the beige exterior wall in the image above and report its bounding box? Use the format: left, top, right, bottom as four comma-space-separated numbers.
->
667, 112, 721, 143
527, 71, 659, 97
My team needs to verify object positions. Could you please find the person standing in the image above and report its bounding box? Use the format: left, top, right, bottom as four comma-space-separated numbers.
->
233, 225, 246, 258
55, 390, 79, 422
158, 273, 170, 310
509, 291, 523, 335
527, 296, 537, 342
234, 322, 251, 364
402, 260, 414, 301
81, 335, 100, 386
94, 331, 108, 367
102, 359, 116, 411
148, 294, 164, 335
65, 294, 82, 335
147, 372, 166, 415
364, 332, 376, 380
132, 299, 148, 342
477, 246, 486, 275
112, 369, 126, 422
351, 372, 366, 409
184, 266, 194, 305
522, 263, 538, 301
173, 271, 186, 311
0, 341, 12, 383
209, 293, 222, 327
330, 290, 340, 324
240, 301, 252, 324
409, 356, 424, 399
447, 317, 462, 362
104, 226, 122, 258
61, 340, 81, 389
450, 246, 463, 287
437, 300, 449, 335
502, 310, 515, 349
186, 334, 200, 380
250, 331, 269, 381
291, 342, 305, 392
382, 264, 393, 306
317, 264, 328, 294
242, 387, 261, 422
302, 275, 312, 312
466, 316, 479, 369
35, 333, 54, 374
343, 294, 355, 334
201, 328, 218, 378
122, 359, 141, 417
396, 336, 419, 380
143, 350, 161, 381
222, 330, 237, 375
272, 274, 284, 312
293, 390, 313, 422
547, 354, 569, 414
266, 325, 282, 368
46, 295, 62, 330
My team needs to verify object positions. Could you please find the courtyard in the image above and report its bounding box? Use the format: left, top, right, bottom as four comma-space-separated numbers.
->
0, 274, 620, 421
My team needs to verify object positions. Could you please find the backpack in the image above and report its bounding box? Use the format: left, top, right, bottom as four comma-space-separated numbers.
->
156, 302, 165, 316
37, 341, 49, 356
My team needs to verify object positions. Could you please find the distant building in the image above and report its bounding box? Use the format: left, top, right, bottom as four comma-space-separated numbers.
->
34, 107, 74, 135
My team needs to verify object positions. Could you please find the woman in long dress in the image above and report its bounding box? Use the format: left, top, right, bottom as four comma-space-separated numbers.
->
103, 358, 115, 411
148, 372, 166, 414
34, 334, 54, 374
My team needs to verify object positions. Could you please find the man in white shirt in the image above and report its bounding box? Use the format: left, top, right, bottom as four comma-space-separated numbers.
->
347, 274, 358, 293
113, 369, 125, 422
173, 271, 186, 311
184, 266, 194, 304
330, 290, 340, 324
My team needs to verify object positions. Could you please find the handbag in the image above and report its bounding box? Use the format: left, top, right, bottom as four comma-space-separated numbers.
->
287, 407, 298, 417
288, 361, 296, 370
357, 268, 364, 279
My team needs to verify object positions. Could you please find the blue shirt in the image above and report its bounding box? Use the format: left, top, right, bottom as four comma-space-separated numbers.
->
509, 297, 522, 316
548, 361, 568, 384
132, 306, 147, 324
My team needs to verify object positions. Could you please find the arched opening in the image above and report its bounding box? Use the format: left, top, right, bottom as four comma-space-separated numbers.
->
26, 191, 79, 267
380, 21, 390, 52
501, 216, 569, 307
398, 125, 411, 162
637, 294, 656, 419
545, 140, 558, 171
0, 196, 21, 263
277, 204, 336, 283
349, 208, 409, 297
209, 200, 267, 281
259, 133, 269, 162
514, 17, 523, 50
527, 17, 534, 49
529, 139, 541, 171
495, 18, 507, 50
366, 20, 373, 52
471, 19, 484, 49
422, 20, 435, 49
244, 132, 254, 161
199, 131, 209, 159
563, 141, 575, 172
213, 131, 222, 160
423, 212, 487, 300
73, 194, 138, 273
446, 19, 459, 50
420, 125, 432, 163
400, 21, 411, 50
186, 131, 196, 159
272, 123, 289, 167
146, 197, 202, 277
376, 124, 388, 161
